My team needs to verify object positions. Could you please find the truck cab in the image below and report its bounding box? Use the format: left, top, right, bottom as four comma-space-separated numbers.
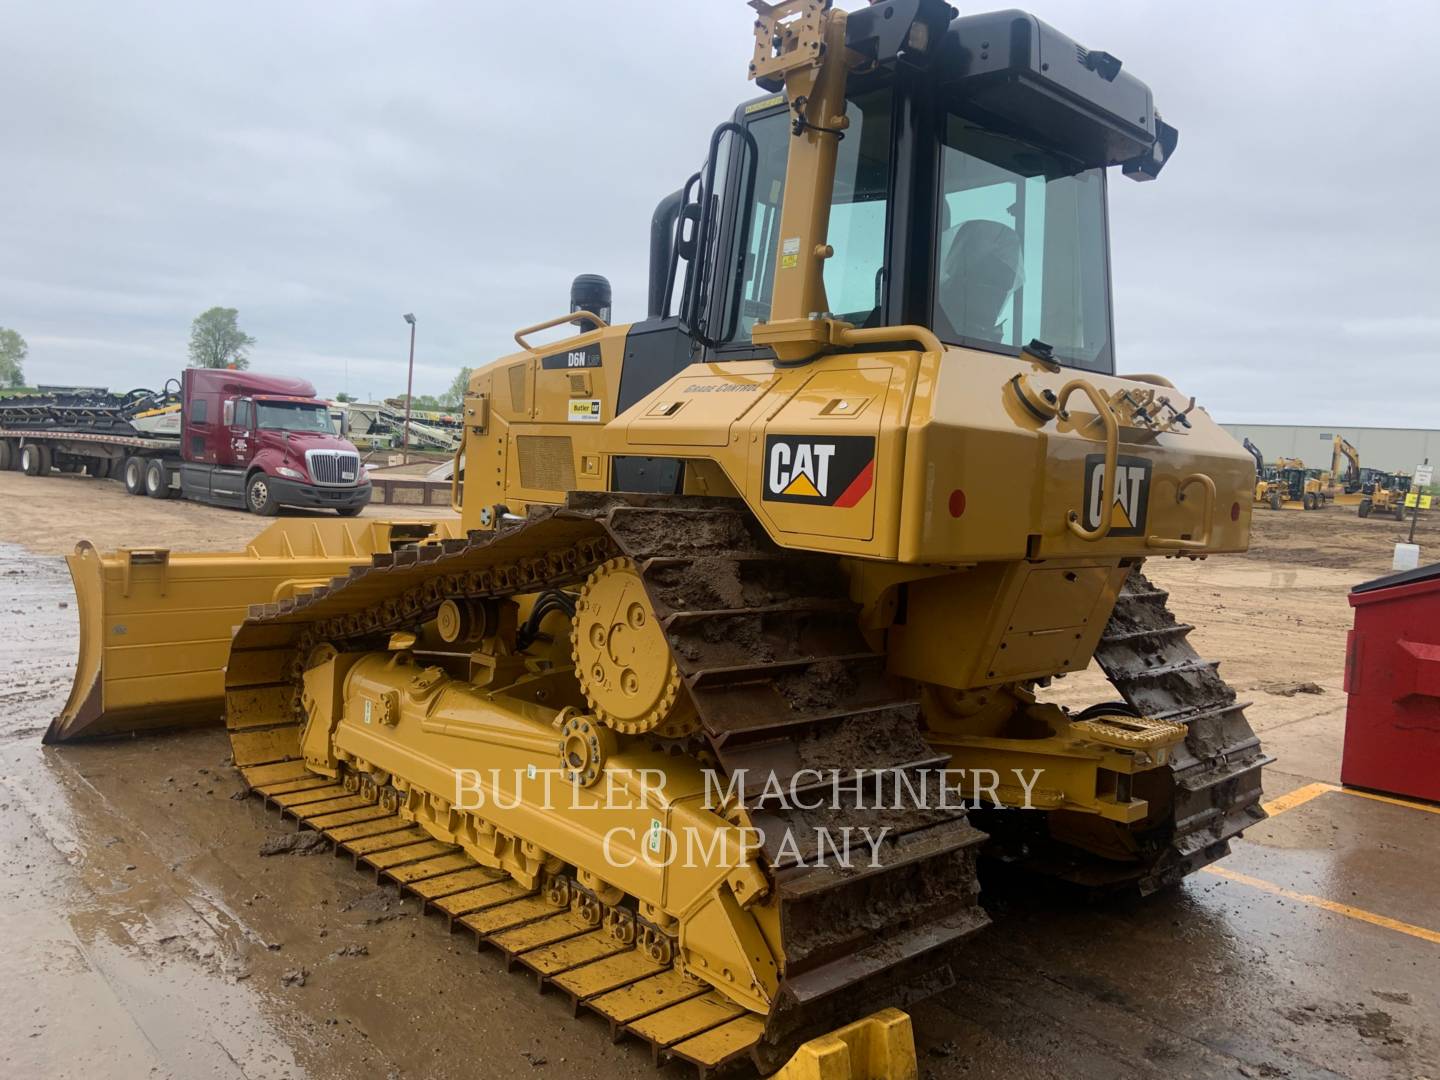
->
178, 368, 371, 515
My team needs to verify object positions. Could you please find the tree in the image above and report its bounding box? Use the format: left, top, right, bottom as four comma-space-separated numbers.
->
335, 391, 356, 403
442, 367, 474, 408
188, 307, 255, 369
0, 328, 26, 388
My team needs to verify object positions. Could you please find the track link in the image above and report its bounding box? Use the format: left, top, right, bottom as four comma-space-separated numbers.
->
225, 493, 987, 1074
1089, 565, 1271, 892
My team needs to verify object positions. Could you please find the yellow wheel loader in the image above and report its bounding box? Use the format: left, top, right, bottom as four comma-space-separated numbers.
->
47, 2, 1269, 1073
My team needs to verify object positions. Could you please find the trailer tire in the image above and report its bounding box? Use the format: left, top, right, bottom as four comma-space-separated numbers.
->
145, 459, 173, 499
0, 440, 13, 470
246, 473, 279, 516
122, 456, 147, 496
91, 458, 113, 479
20, 443, 51, 476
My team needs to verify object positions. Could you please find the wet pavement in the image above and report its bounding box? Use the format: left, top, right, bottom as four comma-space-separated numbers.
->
1, 540, 1436, 1079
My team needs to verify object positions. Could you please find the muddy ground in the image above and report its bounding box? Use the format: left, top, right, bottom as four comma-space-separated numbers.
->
0, 471, 1436, 1079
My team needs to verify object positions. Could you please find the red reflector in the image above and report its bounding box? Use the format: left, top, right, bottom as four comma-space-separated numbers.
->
949, 489, 966, 518
1230, 501, 1241, 521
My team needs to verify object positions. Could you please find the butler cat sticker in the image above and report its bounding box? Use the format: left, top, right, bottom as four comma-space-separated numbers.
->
764, 435, 875, 506
1082, 453, 1152, 535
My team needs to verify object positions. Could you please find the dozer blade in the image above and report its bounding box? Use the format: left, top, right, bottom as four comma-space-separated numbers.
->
46, 518, 458, 743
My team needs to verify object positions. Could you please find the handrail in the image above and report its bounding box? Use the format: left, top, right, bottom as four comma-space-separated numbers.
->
1147, 473, 1216, 551
513, 311, 608, 352
834, 323, 944, 356
1055, 379, 1120, 541
449, 431, 465, 514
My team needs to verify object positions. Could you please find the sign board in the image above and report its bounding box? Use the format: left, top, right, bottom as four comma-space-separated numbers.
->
1413, 464, 1434, 487
1404, 494, 1433, 509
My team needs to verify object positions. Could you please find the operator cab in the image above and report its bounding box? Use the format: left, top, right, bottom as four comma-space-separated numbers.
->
646, 3, 1174, 378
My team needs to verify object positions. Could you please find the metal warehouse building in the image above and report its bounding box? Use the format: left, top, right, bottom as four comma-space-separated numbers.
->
1221, 424, 1439, 474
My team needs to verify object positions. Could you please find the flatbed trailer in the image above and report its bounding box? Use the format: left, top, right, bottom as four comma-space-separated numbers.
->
0, 426, 175, 482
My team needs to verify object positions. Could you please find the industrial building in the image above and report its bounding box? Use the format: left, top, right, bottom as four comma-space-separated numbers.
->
1222, 423, 1439, 474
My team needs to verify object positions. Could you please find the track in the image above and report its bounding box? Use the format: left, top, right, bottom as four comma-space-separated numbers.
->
224, 494, 987, 1074
1091, 566, 1271, 892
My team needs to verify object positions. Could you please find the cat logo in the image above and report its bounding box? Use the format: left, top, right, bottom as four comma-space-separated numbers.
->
1082, 453, 1152, 536
763, 434, 875, 506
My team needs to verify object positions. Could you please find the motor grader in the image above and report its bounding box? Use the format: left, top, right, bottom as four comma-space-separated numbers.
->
46, 1, 1268, 1074
1358, 470, 1412, 519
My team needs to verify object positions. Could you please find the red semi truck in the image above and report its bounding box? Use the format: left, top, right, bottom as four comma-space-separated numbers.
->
0, 368, 371, 516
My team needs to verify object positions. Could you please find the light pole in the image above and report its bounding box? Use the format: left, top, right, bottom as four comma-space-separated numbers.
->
402, 313, 416, 464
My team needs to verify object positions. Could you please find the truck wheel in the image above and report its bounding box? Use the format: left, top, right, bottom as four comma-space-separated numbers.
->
1358, 499, 1371, 518
1394, 505, 1407, 521
336, 505, 363, 517
246, 473, 279, 516
0, 440, 13, 470
20, 443, 51, 476
122, 456, 147, 496
144, 459, 173, 499
1269, 492, 1282, 511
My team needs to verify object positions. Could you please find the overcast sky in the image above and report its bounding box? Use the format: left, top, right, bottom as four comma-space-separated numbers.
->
2, 2, 1436, 425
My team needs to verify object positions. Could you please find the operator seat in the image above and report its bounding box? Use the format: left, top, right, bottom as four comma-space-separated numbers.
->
936, 218, 1023, 343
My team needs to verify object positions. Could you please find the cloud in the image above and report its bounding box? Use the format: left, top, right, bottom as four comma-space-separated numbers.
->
0, 1, 1436, 427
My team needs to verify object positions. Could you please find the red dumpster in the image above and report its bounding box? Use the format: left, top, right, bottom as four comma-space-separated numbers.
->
1343, 563, 1440, 802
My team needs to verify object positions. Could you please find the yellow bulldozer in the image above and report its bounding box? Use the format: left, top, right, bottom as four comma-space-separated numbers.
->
45, 2, 1268, 1074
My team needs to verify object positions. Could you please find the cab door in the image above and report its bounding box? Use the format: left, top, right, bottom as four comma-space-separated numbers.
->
224, 398, 255, 467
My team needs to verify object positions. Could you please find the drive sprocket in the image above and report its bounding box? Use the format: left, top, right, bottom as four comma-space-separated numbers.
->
572, 557, 698, 737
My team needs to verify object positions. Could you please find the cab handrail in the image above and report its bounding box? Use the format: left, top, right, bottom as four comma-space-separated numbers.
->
513, 311, 608, 352
1147, 472, 1216, 551
1055, 379, 1120, 541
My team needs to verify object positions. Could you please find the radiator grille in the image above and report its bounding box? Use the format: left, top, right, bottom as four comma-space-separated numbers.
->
516, 435, 574, 491
508, 362, 528, 413
305, 449, 361, 487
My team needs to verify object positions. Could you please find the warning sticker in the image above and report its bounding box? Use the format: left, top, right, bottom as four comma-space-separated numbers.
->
567, 399, 602, 423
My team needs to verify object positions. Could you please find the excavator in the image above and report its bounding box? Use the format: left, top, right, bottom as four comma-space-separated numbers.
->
1322, 434, 1362, 506
1244, 437, 1282, 508
44, 2, 1268, 1074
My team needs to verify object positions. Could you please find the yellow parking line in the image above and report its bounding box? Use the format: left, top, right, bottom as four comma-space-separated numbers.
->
1340, 787, 1440, 817
1262, 782, 1335, 817
1202, 866, 1440, 946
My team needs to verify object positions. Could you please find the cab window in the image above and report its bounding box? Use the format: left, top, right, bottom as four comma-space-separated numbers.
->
726, 88, 893, 343
934, 114, 1113, 372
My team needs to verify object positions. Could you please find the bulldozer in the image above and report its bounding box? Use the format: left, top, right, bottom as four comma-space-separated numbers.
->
45, 2, 1268, 1074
